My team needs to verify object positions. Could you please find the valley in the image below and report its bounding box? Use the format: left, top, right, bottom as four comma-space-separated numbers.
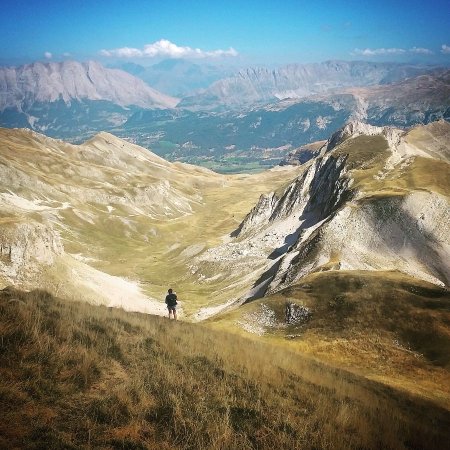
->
1, 120, 449, 317
0, 127, 299, 315
0, 120, 449, 410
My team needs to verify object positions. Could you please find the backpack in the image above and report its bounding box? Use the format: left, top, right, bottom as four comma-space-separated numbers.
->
166, 293, 177, 307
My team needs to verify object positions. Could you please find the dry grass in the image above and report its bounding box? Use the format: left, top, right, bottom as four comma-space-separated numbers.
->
1, 287, 449, 449
211, 271, 450, 409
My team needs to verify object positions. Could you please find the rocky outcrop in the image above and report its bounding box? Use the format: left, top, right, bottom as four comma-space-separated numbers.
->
232, 192, 279, 237
285, 302, 311, 324
325, 120, 404, 152
234, 152, 351, 238
0, 221, 64, 281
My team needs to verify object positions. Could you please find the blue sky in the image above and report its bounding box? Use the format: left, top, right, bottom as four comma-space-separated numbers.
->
1, 0, 449, 66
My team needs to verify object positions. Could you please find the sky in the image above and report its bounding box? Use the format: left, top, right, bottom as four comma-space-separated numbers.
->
1, 0, 450, 67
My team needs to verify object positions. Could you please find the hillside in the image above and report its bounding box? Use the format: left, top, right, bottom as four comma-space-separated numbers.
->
0, 127, 298, 316
1, 287, 449, 449
195, 120, 450, 311
208, 270, 450, 407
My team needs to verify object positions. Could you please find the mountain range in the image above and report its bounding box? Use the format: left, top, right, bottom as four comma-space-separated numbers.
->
0, 60, 179, 138
179, 60, 443, 109
112, 69, 450, 171
0, 60, 178, 110
0, 59, 448, 172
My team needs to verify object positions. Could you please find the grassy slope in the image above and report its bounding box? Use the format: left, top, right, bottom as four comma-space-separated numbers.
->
55, 170, 296, 315
208, 271, 450, 409
1, 287, 450, 450
0, 128, 299, 315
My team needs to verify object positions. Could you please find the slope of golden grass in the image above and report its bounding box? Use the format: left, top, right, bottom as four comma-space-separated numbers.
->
0, 127, 300, 314
209, 271, 450, 409
1, 287, 450, 449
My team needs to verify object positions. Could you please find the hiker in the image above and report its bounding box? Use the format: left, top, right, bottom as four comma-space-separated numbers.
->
165, 288, 178, 320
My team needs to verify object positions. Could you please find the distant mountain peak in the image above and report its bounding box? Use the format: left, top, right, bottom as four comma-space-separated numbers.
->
0, 60, 179, 112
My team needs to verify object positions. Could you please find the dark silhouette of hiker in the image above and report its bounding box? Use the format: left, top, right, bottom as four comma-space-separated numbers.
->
165, 288, 178, 320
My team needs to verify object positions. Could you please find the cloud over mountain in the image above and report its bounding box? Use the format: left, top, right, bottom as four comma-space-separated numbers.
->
100, 39, 238, 59
353, 48, 406, 56
352, 46, 434, 56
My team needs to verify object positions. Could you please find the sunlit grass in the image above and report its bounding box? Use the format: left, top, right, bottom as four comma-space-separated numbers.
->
209, 270, 450, 408
1, 287, 449, 449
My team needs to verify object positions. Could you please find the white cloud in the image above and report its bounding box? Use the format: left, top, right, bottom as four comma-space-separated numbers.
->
44, 51, 52, 59
353, 47, 406, 56
62, 52, 71, 57
409, 47, 433, 54
441, 44, 450, 54
100, 39, 238, 59
352, 46, 436, 57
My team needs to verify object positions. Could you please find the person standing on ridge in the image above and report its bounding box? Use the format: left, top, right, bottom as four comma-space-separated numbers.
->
165, 288, 178, 320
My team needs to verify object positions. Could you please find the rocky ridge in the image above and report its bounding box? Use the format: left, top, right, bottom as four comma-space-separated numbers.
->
194, 120, 450, 309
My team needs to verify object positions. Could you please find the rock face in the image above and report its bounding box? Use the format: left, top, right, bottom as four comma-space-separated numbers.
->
235, 152, 351, 239
268, 190, 450, 292
265, 121, 450, 291
0, 60, 179, 111
179, 61, 440, 108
